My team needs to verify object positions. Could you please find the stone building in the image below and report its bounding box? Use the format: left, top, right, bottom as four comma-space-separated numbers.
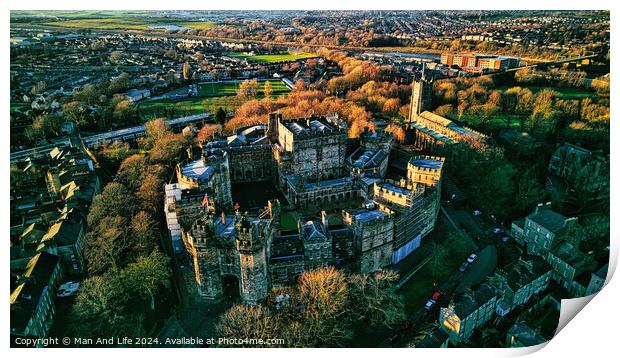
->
548, 142, 609, 201
10, 252, 63, 343
546, 241, 596, 291
519, 203, 576, 255
506, 322, 547, 347
168, 112, 445, 303
343, 208, 394, 274
271, 114, 347, 183
176, 149, 233, 211
373, 155, 444, 264
489, 256, 552, 317
439, 283, 498, 344
407, 68, 486, 154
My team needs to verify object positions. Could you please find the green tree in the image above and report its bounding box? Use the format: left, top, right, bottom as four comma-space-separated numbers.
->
215, 107, 227, 124
123, 250, 171, 310
87, 182, 136, 227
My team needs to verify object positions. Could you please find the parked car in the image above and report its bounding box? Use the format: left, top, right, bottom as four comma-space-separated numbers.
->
472, 210, 482, 216
432, 290, 443, 301
424, 299, 436, 310
56, 281, 80, 298
493, 227, 504, 235
458, 262, 469, 272
500, 236, 510, 243
467, 253, 478, 264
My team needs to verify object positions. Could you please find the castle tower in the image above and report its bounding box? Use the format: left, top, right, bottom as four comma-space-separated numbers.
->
235, 215, 269, 304
189, 215, 224, 300
409, 64, 433, 121
267, 112, 282, 143
203, 149, 233, 212
407, 155, 445, 188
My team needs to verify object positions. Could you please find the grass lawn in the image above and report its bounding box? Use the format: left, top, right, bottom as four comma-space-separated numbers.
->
44, 18, 152, 30
398, 225, 476, 315
498, 85, 599, 100
451, 113, 524, 129
280, 211, 300, 231
198, 79, 288, 97
139, 80, 289, 120
230, 52, 316, 63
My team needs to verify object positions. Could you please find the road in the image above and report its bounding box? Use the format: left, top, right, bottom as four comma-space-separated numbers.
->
384, 202, 501, 347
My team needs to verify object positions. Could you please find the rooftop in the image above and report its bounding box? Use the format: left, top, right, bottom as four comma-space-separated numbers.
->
409, 157, 443, 170
527, 207, 567, 233
181, 159, 214, 180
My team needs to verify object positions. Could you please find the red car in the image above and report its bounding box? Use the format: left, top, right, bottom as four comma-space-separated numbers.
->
432, 290, 443, 301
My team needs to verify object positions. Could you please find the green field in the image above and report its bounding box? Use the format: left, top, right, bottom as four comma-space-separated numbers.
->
41, 18, 217, 31
198, 79, 289, 97
138, 80, 289, 119
230, 52, 316, 63
499, 85, 600, 100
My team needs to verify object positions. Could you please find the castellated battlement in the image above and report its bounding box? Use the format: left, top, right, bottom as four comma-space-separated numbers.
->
408, 155, 445, 174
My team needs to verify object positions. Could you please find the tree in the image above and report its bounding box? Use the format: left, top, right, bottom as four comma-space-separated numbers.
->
196, 124, 222, 143
149, 133, 186, 167
238, 79, 258, 98
85, 215, 130, 274
123, 250, 171, 310
183, 61, 191, 81
139, 118, 170, 149
215, 107, 227, 124
87, 182, 136, 228
136, 165, 166, 212
109, 51, 124, 64
385, 123, 405, 143
263, 80, 273, 99
31, 81, 46, 95
117, 154, 148, 189
216, 305, 281, 346
382, 98, 401, 116
424, 242, 451, 280
130, 211, 159, 257
347, 270, 405, 330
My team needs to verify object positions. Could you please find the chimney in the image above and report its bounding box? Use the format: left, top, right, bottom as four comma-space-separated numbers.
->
221, 212, 226, 225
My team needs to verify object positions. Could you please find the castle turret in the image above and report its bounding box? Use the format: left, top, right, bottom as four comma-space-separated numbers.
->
188, 215, 224, 300
235, 215, 269, 304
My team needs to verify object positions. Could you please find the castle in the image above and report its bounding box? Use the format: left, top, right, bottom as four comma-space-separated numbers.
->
165, 111, 445, 304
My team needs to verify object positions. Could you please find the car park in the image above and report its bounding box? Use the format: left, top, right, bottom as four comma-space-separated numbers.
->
467, 253, 478, 264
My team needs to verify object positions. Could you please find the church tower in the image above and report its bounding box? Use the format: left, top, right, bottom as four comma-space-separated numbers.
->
236, 215, 269, 304
409, 63, 433, 121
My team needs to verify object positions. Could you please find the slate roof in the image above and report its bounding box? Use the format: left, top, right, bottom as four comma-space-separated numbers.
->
527, 208, 567, 233
10, 252, 60, 333
453, 283, 496, 318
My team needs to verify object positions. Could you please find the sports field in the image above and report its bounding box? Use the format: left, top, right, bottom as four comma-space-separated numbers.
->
138, 80, 290, 119
198, 79, 289, 97
230, 52, 316, 63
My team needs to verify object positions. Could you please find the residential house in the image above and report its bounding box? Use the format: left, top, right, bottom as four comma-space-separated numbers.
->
439, 283, 497, 344
10, 252, 63, 343
491, 256, 552, 317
